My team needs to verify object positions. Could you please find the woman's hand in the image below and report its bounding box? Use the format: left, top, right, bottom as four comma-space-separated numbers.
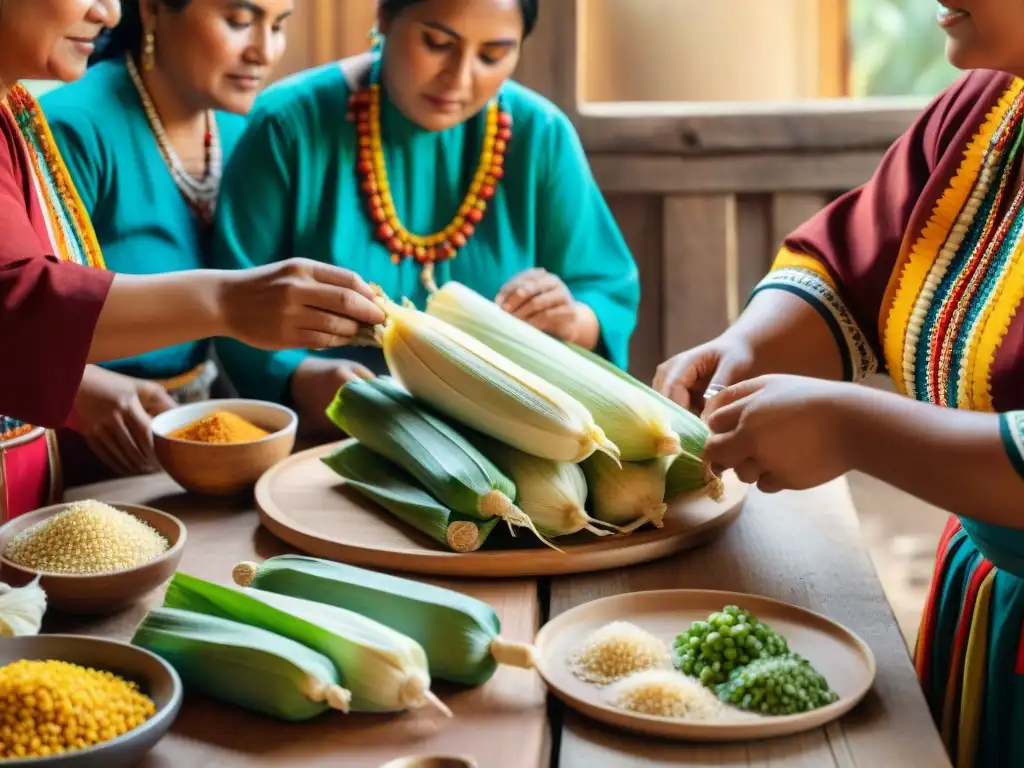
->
219, 259, 386, 351
496, 268, 587, 343
71, 366, 177, 476
289, 357, 376, 435
653, 332, 756, 414
701, 374, 855, 493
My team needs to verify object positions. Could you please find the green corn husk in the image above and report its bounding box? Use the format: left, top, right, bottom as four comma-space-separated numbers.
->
131, 606, 352, 722
564, 342, 723, 501
326, 376, 551, 546
463, 430, 616, 539
426, 282, 681, 461
232, 555, 538, 687
583, 452, 672, 532
322, 440, 499, 553
161, 572, 448, 715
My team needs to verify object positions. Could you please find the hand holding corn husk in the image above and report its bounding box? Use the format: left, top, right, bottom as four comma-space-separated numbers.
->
703, 374, 850, 493
495, 267, 589, 344
0, 576, 46, 637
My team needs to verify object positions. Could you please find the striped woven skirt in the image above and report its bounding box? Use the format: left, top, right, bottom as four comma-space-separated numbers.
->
915, 516, 1024, 768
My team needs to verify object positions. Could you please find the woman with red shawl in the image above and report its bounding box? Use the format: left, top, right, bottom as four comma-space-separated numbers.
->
656, 4, 1024, 765
0, 0, 384, 521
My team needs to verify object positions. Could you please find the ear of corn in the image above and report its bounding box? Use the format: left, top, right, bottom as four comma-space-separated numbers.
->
161, 572, 448, 715
374, 294, 619, 464
131, 605, 352, 722
583, 452, 671, 531
426, 282, 680, 461
232, 554, 537, 687
462, 430, 615, 539
326, 377, 546, 544
563, 341, 724, 501
321, 440, 499, 553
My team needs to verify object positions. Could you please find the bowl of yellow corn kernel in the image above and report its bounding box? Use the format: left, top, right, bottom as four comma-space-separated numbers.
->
0, 634, 182, 765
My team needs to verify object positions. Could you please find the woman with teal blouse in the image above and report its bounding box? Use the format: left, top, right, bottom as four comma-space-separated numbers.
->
211, 0, 640, 434
40, 0, 293, 479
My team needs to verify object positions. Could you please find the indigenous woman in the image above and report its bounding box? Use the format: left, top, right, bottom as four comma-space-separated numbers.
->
654, 3, 1024, 766
40, 0, 292, 480
211, 0, 640, 433
0, 0, 385, 522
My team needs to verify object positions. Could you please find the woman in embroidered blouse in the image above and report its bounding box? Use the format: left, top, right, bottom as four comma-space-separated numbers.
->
0, 0, 386, 522
654, 4, 1024, 766
39, 0, 292, 480
210, 0, 640, 434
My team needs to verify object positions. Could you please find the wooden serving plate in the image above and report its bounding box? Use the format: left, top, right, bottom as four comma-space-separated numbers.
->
254, 440, 746, 578
533, 589, 876, 742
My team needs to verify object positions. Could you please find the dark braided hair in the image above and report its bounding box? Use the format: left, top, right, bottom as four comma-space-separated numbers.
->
89, 0, 192, 66
379, 0, 539, 38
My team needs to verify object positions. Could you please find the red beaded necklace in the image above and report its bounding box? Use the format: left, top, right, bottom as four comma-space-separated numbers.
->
348, 82, 512, 290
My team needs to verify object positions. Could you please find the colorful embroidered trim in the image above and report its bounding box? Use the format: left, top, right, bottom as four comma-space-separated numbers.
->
882, 78, 1024, 402
918, 112, 1024, 408
4, 86, 104, 270
956, 567, 996, 768
768, 246, 839, 291
998, 411, 1024, 480
749, 266, 879, 382
1, 86, 106, 438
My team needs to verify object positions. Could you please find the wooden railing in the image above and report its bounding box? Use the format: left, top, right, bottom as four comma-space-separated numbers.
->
588, 133, 902, 381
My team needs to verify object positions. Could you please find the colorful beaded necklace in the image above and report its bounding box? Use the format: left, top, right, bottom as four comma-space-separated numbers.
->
1, 85, 105, 441
348, 60, 512, 291
125, 55, 222, 226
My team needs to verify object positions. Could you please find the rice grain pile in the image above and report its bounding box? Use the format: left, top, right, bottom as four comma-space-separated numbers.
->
568, 621, 672, 685
4, 500, 169, 574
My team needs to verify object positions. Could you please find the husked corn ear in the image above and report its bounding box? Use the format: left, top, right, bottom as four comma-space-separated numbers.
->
131, 606, 352, 721
464, 430, 616, 538
375, 295, 619, 464
162, 572, 448, 715
565, 341, 723, 501
322, 440, 499, 553
584, 452, 671, 532
327, 377, 547, 545
427, 282, 679, 461
233, 555, 537, 687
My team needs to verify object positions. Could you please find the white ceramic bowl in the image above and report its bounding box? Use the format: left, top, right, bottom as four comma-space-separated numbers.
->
151, 399, 297, 496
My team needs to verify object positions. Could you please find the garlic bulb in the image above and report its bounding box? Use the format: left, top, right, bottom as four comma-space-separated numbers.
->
0, 576, 47, 637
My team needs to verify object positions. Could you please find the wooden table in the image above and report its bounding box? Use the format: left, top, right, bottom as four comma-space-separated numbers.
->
49, 472, 949, 768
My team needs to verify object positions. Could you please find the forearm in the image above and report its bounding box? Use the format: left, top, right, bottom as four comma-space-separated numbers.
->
841, 386, 1024, 527
729, 290, 845, 381
571, 301, 600, 351
88, 271, 226, 363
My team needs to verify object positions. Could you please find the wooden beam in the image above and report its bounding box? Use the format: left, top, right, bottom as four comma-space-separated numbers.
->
662, 195, 735, 356
514, 0, 578, 108
577, 100, 921, 155
589, 150, 882, 195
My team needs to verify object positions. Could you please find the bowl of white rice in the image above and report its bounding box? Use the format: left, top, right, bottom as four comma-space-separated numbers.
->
0, 500, 186, 614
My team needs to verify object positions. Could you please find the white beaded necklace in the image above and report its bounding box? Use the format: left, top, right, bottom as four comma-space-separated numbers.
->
125, 54, 222, 225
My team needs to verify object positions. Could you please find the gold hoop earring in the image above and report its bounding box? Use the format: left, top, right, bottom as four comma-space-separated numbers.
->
142, 32, 156, 71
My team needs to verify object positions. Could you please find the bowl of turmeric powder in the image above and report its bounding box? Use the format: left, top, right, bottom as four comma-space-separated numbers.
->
150, 399, 297, 496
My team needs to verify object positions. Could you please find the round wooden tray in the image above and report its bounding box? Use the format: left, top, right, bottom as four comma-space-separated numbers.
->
533, 589, 876, 741
255, 440, 747, 578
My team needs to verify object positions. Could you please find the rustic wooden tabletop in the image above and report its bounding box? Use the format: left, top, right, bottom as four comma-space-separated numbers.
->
48, 472, 949, 768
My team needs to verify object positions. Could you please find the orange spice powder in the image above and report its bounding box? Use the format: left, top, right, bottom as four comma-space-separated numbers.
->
169, 410, 270, 444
